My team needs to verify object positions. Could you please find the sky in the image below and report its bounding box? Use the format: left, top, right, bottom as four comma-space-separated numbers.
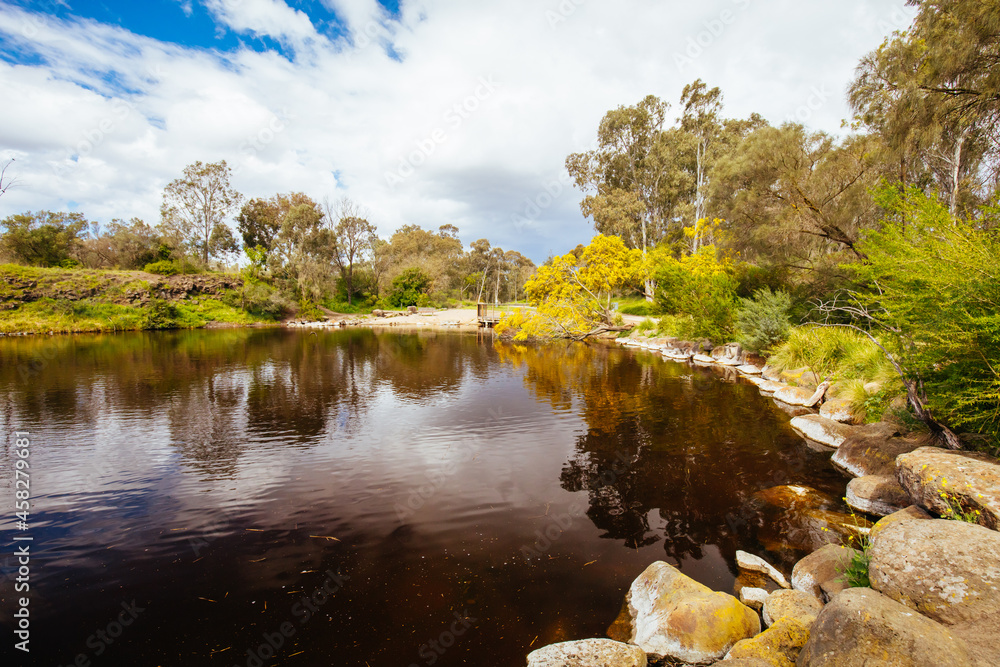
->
0, 0, 917, 264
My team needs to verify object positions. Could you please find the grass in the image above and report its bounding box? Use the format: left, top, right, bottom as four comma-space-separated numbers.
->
0, 264, 277, 333
0, 296, 273, 334
769, 325, 905, 422
617, 296, 659, 317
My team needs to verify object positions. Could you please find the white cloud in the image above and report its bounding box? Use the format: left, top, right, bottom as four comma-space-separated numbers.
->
0, 0, 917, 262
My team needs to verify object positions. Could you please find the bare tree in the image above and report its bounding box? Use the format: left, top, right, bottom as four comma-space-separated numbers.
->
0, 159, 18, 199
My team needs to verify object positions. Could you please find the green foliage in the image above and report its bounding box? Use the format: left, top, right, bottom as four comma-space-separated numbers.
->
297, 299, 325, 321
0, 211, 88, 266
387, 267, 432, 308
769, 326, 898, 384
839, 534, 872, 589
938, 491, 984, 524
653, 246, 737, 341
852, 187, 1000, 450
143, 260, 180, 276
223, 283, 289, 320
636, 318, 655, 333
734, 287, 792, 353
617, 296, 657, 316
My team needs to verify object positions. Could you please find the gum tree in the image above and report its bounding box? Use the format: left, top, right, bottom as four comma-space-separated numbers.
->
159, 160, 243, 266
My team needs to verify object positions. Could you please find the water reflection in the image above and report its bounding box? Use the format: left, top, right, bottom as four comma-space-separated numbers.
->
0, 330, 845, 666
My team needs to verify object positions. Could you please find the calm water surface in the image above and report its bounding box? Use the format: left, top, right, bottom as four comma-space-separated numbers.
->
0, 329, 845, 666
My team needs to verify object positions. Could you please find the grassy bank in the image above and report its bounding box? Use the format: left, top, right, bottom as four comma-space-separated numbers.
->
0, 264, 276, 334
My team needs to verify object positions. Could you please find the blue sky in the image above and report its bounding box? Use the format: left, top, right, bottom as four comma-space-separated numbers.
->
0, 0, 917, 263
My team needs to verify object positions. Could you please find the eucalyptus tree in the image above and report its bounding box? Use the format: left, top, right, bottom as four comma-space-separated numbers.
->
324, 197, 377, 305
159, 160, 243, 266
849, 0, 1000, 214
711, 124, 881, 278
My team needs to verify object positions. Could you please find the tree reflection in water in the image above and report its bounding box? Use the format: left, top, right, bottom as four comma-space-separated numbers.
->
496, 341, 847, 568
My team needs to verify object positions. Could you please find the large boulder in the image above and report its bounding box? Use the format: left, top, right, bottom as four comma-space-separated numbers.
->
526, 639, 646, 667
789, 415, 856, 448
791, 544, 858, 603
725, 616, 810, 667
896, 447, 1000, 530
774, 382, 829, 408
831, 426, 923, 478
762, 589, 824, 628
818, 397, 856, 423
845, 475, 911, 517
742, 486, 871, 560
738, 364, 763, 376
797, 587, 973, 666
868, 505, 932, 540
606, 561, 759, 664
776, 367, 820, 389
869, 518, 1000, 665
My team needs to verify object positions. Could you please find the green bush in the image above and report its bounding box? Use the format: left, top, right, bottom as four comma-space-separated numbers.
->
387, 267, 431, 308
143, 260, 180, 276
851, 187, 1000, 452
653, 250, 737, 342
224, 283, 290, 320
734, 288, 792, 354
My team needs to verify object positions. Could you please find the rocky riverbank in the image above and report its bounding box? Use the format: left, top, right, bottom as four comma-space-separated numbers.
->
525, 334, 1000, 666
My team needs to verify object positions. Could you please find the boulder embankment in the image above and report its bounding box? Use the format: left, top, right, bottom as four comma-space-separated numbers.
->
525, 334, 1000, 666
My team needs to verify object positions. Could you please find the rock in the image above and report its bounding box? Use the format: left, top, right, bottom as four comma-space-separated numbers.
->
607, 561, 759, 664
743, 486, 871, 559
818, 397, 855, 423
762, 589, 824, 628
774, 382, 829, 408
797, 587, 973, 666
789, 415, 855, 448
526, 639, 646, 667
869, 518, 1000, 665
761, 365, 781, 382
845, 475, 911, 517
863, 380, 882, 394
734, 570, 784, 605
738, 364, 763, 375
711, 342, 743, 364
407, 305, 418, 313
777, 367, 820, 389
739, 586, 770, 611
694, 353, 716, 364
868, 505, 932, 541
725, 616, 810, 667
896, 447, 1000, 530
371, 309, 384, 317
746, 377, 786, 395
720, 660, 773, 667
769, 399, 815, 419
736, 550, 790, 589
791, 544, 859, 603
830, 425, 922, 478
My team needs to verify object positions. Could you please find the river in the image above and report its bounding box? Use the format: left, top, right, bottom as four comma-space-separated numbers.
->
0, 328, 846, 666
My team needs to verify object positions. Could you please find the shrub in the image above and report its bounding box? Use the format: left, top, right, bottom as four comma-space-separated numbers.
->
388, 267, 431, 308
734, 288, 792, 354
143, 260, 180, 276
653, 246, 737, 342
